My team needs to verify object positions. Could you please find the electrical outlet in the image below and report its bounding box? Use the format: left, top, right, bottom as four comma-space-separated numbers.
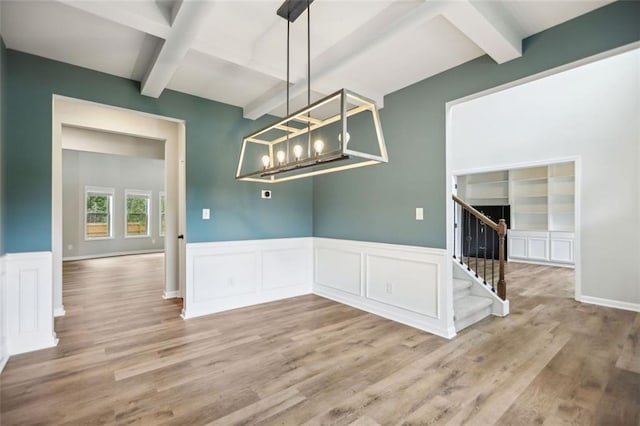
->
386, 282, 393, 294
416, 207, 424, 221
67, 244, 73, 251
227, 277, 234, 286
261, 190, 272, 199
202, 208, 210, 220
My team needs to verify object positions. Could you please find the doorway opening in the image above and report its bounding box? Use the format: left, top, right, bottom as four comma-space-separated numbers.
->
452, 160, 577, 301
52, 96, 186, 323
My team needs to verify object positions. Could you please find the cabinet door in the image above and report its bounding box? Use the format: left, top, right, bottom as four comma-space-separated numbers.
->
550, 236, 574, 264
527, 237, 549, 260
509, 235, 527, 259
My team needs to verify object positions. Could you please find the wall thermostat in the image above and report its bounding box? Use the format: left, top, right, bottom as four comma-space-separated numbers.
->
261, 190, 272, 199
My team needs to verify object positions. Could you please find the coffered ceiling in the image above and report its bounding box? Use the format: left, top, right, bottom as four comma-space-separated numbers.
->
0, 0, 614, 119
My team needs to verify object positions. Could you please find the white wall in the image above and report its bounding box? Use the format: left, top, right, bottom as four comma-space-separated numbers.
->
450, 48, 640, 308
62, 150, 165, 259
0, 256, 7, 372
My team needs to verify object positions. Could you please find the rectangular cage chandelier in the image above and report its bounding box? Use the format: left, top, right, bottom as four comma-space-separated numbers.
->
235, 0, 388, 183
236, 89, 388, 183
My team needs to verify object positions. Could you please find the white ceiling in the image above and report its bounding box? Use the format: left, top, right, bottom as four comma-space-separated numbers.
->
0, 0, 614, 119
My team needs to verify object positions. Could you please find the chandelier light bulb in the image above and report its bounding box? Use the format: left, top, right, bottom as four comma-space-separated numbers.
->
338, 131, 351, 145
261, 155, 270, 168
276, 150, 286, 164
293, 144, 303, 160
313, 139, 324, 155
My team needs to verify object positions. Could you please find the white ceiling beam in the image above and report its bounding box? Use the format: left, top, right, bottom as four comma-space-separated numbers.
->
243, 0, 446, 120
55, 0, 171, 39
141, 0, 216, 98
442, 0, 522, 64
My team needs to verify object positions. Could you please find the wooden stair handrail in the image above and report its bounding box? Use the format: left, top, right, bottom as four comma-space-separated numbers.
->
452, 194, 507, 239
452, 194, 507, 300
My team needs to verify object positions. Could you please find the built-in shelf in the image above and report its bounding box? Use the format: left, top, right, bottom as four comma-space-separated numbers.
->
457, 161, 576, 266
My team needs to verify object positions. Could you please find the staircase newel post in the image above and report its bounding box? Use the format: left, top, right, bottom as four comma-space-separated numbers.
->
497, 219, 507, 300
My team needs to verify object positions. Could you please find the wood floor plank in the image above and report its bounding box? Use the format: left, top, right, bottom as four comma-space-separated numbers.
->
617, 313, 640, 374
0, 253, 638, 425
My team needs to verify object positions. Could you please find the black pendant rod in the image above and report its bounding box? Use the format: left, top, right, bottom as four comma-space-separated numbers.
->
278, 0, 315, 23
306, 0, 311, 157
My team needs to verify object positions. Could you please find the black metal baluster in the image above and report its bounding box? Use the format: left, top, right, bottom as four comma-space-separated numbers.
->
474, 216, 479, 278
466, 212, 471, 271
483, 222, 487, 284
453, 200, 456, 260
460, 210, 465, 266
491, 228, 496, 293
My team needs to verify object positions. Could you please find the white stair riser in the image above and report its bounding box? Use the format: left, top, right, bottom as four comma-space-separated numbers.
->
454, 288, 471, 301
455, 305, 492, 332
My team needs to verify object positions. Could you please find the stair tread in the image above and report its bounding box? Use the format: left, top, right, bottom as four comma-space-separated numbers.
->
454, 295, 493, 320
453, 279, 472, 291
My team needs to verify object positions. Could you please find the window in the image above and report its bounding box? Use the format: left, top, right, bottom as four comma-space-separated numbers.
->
125, 190, 151, 237
85, 187, 114, 239
159, 192, 166, 236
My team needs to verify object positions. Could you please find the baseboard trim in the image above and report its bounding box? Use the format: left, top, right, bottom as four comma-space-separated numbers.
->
508, 258, 574, 269
577, 295, 640, 313
63, 249, 163, 261
163, 291, 180, 299
54, 306, 66, 317
182, 284, 312, 319
9, 334, 59, 356
314, 285, 456, 339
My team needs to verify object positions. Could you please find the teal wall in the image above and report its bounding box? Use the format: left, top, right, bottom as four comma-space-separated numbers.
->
0, 39, 6, 255
313, 0, 640, 248
4, 51, 313, 253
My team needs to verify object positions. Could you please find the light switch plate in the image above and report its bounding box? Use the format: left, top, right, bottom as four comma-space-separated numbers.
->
202, 208, 210, 220
416, 208, 424, 221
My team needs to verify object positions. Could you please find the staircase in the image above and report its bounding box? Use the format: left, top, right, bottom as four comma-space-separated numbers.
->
453, 278, 493, 331
452, 194, 510, 332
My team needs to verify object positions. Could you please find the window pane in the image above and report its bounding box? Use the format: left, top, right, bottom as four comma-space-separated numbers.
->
127, 195, 149, 236
86, 193, 110, 238
87, 194, 108, 214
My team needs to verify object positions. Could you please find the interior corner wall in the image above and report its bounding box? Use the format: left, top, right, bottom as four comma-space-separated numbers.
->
312, 1, 640, 249
62, 151, 165, 259
4, 53, 313, 254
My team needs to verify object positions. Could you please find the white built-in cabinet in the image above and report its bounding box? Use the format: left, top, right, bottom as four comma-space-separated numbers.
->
458, 161, 575, 267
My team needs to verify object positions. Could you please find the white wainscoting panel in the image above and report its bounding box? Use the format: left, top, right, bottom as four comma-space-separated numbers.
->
313, 238, 454, 338
183, 238, 313, 319
366, 255, 439, 318
315, 248, 362, 295
0, 255, 7, 373
5, 252, 58, 355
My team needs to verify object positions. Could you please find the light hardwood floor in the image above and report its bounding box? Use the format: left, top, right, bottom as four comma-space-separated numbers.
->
1, 254, 638, 425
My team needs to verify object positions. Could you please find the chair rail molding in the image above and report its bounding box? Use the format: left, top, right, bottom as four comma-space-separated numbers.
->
5, 252, 58, 355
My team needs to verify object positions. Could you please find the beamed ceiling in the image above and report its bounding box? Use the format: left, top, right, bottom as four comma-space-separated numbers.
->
0, 0, 614, 119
